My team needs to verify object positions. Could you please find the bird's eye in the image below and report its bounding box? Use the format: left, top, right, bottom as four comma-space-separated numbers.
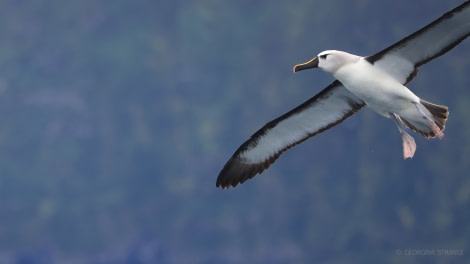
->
319, 54, 328, 59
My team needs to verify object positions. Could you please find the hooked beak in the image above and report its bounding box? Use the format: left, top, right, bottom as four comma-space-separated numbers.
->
293, 57, 319, 72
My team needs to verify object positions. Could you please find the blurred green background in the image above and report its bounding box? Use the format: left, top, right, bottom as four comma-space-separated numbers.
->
0, 0, 469, 263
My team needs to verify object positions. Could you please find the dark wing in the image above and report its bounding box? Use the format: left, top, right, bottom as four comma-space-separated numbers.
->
216, 81, 365, 188
366, 1, 470, 84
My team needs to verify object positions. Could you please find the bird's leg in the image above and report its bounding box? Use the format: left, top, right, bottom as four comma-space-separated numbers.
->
391, 113, 416, 159
413, 102, 444, 138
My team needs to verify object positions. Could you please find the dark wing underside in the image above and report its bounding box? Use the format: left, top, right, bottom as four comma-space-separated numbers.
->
366, 1, 470, 84
216, 81, 365, 188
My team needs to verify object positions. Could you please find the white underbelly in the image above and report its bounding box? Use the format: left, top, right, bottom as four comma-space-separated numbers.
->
333, 62, 420, 117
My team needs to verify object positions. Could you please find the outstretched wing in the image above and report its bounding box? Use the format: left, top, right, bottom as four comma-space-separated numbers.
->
216, 81, 365, 188
366, 1, 470, 84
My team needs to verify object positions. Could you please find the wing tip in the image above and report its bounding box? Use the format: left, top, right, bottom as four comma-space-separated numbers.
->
216, 157, 272, 189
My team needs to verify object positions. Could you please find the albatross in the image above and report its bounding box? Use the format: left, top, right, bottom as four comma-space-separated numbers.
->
217, 1, 470, 188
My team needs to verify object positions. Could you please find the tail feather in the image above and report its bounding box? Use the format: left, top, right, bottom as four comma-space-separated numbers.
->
420, 99, 449, 130
399, 99, 449, 138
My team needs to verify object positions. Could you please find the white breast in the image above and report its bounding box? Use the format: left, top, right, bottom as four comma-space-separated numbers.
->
332, 59, 420, 117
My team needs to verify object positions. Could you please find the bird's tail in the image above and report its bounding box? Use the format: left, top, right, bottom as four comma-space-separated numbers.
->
399, 99, 448, 138
420, 99, 448, 130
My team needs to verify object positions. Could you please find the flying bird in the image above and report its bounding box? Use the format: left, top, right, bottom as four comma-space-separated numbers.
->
217, 1, 470, 188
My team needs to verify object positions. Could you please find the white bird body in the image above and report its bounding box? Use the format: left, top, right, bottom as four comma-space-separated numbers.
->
327, 52, 420, 118
298, 49, 445, 155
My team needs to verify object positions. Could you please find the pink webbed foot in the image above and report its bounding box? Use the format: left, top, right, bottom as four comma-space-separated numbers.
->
401, 132, 416, 159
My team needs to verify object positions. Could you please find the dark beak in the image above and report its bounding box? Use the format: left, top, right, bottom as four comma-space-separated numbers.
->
293, 57, 319, 72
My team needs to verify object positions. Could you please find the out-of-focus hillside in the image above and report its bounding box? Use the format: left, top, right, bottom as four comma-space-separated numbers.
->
0, 0, 468, 263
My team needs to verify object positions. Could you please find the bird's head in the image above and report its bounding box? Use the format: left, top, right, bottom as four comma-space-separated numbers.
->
293, 50, 359, 74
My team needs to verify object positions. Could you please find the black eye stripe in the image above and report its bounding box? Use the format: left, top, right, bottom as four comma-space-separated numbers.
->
320, 54, 328, 59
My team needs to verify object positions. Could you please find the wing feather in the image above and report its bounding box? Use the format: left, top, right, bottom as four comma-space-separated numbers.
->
216, 81, 365, 188
366, 1, 470, 84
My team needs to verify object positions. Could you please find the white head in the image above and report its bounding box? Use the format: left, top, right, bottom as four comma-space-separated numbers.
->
293, 50, 360, 74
